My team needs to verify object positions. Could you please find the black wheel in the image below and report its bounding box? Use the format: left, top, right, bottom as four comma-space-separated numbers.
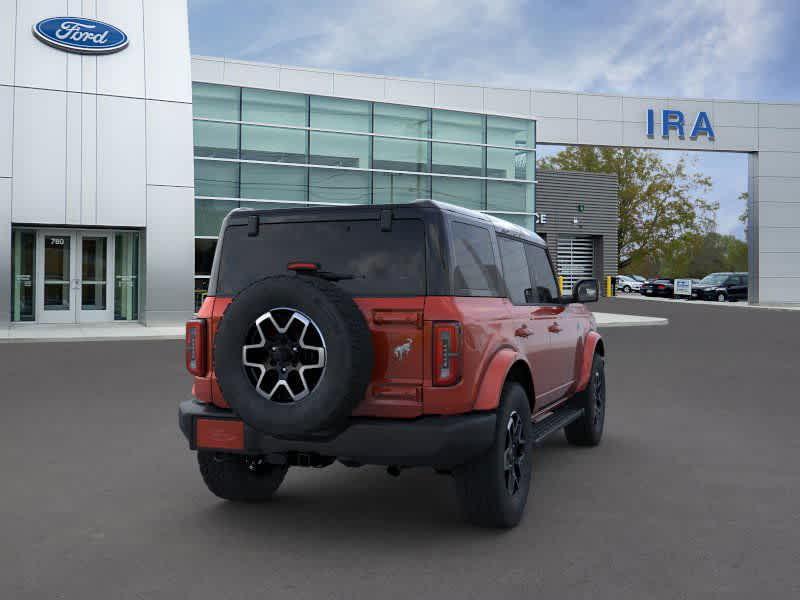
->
213, 275, 374, 437
198, 451, 288, 502
717, 292, 727, 302
565, 354, 605, 446
454, 382, 533, 528
623, 285, 632, 293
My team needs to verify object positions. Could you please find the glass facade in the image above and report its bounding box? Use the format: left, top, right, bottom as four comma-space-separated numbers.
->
192, 82, 536, 307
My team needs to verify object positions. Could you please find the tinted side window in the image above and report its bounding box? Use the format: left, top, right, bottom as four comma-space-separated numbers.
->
451, 221, 501, 296
525, 244, 560, 303
498, 236, 533, 305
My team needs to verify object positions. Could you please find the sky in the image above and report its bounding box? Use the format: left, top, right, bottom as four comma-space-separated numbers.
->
188, 0, 800, 240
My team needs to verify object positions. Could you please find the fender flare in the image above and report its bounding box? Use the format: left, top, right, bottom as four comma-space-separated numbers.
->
575, 331, 604, 392
473, 347, 531, 411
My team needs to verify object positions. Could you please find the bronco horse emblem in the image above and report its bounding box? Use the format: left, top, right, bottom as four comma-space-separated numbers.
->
393, 338, 413, 360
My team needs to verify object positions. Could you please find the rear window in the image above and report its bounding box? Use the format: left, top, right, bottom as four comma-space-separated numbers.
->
215, 218, 426, 296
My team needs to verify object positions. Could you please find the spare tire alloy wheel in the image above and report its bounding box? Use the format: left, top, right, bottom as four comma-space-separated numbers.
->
242, 308, 326, 403
214, 275, 374, 437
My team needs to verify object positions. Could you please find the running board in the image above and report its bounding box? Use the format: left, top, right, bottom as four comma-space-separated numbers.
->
531, 407, 584, 445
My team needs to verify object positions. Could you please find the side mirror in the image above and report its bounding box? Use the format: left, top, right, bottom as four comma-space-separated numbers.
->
570, 278, 599, 303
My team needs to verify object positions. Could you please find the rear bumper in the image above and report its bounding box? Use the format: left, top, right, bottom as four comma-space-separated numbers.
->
179, 399, 496, 468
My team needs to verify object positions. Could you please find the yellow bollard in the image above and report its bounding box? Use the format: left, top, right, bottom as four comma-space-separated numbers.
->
606, 276, 613, 297
557, 275, 564, 296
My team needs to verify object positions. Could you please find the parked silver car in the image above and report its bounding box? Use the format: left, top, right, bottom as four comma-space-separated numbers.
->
616, 274, 643, 293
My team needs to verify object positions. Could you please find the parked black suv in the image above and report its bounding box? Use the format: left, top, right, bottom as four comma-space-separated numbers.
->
691, 272, 748, 302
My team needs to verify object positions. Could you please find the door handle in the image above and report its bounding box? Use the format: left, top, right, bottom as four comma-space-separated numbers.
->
548, 322, 562, 334
515, 324, 532, 338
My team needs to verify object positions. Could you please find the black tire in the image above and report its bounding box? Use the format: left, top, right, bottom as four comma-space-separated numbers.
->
454, 382, 533, 528
565, 354, 606, 446
623, 285, 632, 293
198, 451, 288, 502
214, 275, 374, 437
717, 292, 727, 302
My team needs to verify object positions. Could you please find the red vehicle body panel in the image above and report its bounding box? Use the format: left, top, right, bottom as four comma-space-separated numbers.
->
192, 293, 599, 419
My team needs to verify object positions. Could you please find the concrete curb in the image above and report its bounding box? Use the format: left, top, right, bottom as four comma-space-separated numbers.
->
593, 312, 669, 328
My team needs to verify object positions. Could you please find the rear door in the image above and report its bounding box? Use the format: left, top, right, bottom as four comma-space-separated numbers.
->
497, 236, 560, 407
525, 243, 578, 407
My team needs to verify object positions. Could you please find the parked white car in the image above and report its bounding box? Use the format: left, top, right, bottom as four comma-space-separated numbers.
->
616, 275, 643, 293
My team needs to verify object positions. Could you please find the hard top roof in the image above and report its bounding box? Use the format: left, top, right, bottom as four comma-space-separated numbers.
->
228, 199, 545, 245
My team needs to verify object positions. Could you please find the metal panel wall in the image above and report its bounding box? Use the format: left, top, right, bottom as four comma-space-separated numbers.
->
11, 87, 67, 224
144, 185, 194, 324
534, 170, 619, 284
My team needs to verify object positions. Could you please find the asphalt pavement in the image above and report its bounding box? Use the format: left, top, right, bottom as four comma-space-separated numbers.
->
2, 298, 799, 599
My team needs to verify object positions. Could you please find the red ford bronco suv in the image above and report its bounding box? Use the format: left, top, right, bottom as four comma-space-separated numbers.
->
180, 200, 605, 528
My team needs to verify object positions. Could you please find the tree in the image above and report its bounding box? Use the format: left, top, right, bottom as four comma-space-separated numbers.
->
538, 147, 718, 271
624, 231, 747, 278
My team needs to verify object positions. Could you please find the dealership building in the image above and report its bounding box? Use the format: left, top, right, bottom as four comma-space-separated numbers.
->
2, 1, 800, 328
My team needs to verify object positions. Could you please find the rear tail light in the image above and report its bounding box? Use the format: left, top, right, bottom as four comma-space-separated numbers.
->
185, 319, 207, 376
433, 321, 462, 386
657, 284, 665, 290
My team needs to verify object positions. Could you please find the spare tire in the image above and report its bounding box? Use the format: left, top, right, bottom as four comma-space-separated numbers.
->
214, 275, 374, 437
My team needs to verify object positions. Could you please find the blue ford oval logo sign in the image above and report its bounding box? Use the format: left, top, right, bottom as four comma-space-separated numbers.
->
32, 17, 128, 55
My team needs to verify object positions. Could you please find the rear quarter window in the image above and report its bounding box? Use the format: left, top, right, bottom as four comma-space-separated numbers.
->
450, 221, 501, 296
216, 218, 426, 297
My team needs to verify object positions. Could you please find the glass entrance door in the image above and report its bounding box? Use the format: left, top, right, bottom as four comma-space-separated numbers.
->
78, 232, 113, 322
35, 231, 114, 323
37, 231, 75, 323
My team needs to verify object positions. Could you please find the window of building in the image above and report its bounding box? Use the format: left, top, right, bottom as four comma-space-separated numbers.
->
432, 109, 484, 143
310, 131, 370, 168
498, 236, 533, 304
487, 116, 534, 148
310, 96, 370, 132
196, 198, 238, 237
492, 213, 534, 230
240, 163, 307, 202
194, 277, 209, 313
114, 232, 139, 321
487, 181, 533, 213
373, 173, 430, 204
242, 88, 307, 126
194, 160, 239, 198
374, 103, 430, 138
193, 121, 239, 159
486, 148, 533, 180
241, 125, 306, 163
192, 83, 240, 121
373, 137, 428, 172
525, 244, 560, 303
241, 200, 304, 211
309, 168, 371, 204
195, 239, 217, 277
451, 221, 500, 296
431, 142, 483, 177
432, 177, 484, 210
11, 230, 35, 321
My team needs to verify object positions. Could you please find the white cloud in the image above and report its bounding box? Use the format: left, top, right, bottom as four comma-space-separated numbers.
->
233, 0, 781, 100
